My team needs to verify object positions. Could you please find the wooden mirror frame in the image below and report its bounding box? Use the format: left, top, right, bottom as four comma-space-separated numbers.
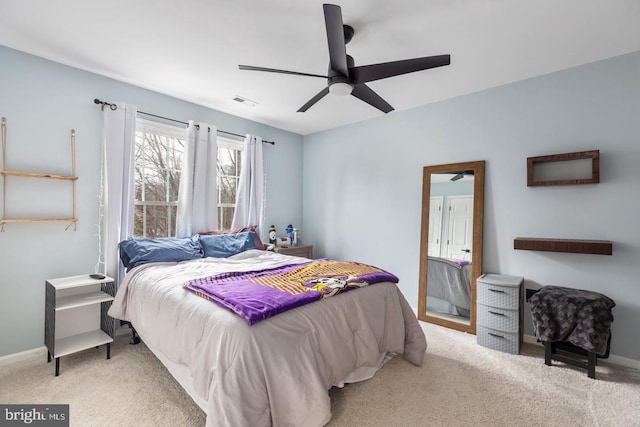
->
417, 160, 485, 334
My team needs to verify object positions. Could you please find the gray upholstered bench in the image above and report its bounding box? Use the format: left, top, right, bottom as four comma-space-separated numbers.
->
528, 285, 615, 379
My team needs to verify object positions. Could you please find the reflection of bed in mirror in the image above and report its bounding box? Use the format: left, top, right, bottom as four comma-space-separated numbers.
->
426, 256, 472, 318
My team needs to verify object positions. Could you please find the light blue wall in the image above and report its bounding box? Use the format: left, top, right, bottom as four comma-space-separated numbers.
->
3, 44, 640, 362
0, 46, 304, 357
303, 51, 640, 361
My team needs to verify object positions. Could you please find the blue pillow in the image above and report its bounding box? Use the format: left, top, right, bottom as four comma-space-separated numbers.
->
119, 236, 204, 271
199, 231, 258, 258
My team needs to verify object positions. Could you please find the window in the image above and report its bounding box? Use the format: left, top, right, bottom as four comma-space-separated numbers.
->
217, 139, 242, 231
134, 118, 242, 237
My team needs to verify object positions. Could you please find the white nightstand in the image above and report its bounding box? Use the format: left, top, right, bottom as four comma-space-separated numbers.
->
44, 274, 116, 376
272, 244, 313, 259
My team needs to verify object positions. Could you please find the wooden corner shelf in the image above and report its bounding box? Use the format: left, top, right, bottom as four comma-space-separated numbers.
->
514, 237, 612, 255
527, 150, 599, 187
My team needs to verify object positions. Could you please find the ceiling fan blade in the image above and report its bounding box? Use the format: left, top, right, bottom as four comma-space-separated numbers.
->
297, 87, 330, 112
239, 65, 328, 79
351, 84, 394, 114
350, 54, 451, 84
450, 173, 464, 182
323, 4, 349, 77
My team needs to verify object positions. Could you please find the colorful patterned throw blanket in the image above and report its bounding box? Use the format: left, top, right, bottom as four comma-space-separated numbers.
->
184, 259, 399, 325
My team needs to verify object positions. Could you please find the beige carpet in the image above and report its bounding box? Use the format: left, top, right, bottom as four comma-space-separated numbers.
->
1, 322, 639, 426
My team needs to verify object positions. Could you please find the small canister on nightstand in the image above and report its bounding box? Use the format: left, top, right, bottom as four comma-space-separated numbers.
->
286, 224, 294, 245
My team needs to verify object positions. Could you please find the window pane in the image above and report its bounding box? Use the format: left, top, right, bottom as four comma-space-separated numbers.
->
167, 143, 184, 170
219, 206, 235, 231
134, 205, 145, 237
218, 147, 239, 176
220, 176, 237, 204
169, 205, 178, 237
135, 167, 143, 202
143, 169, 167, 202
143, 134, 166, 168
168, 170, 181, 202
145, 205, 170, 238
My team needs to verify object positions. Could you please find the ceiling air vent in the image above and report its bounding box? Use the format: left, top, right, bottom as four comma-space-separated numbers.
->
232, 95, 258, 107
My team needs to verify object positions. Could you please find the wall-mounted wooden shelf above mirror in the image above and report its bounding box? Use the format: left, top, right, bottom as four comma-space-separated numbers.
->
514, 237, 612, 255
527, 150, 599, 186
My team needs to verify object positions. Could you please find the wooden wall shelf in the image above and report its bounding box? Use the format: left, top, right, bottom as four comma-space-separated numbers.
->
1, 117, 77, 231
1, 170, 78, 180
514, 237, 612, 255
527, 150, 599, 186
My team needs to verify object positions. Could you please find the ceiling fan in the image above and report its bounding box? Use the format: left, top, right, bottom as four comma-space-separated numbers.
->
238, 3, 450, 113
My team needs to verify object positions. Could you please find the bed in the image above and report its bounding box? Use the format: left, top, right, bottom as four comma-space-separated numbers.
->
426, 256, 472, 317
108, 248, 426, 427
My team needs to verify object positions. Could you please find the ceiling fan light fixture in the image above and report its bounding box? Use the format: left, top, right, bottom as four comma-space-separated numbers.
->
329, 82, 353, 96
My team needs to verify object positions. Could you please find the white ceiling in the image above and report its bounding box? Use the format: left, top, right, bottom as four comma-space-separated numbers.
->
1, 0, 640, 135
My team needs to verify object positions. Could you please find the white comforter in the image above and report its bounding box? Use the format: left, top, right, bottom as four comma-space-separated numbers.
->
108, 250, 427, 427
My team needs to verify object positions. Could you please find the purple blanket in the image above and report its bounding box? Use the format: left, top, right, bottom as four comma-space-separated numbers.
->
445, 258, 470, 267
185, 259, 399, 325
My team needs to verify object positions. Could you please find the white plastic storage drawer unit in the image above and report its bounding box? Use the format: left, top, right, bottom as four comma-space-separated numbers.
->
476, 273, 524, 354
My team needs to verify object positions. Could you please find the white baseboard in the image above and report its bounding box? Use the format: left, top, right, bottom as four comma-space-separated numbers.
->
414, 311, 640, 370
1, 328, 130, 369
413, 305, 640, 370
2, 330, 637, 371
0, 346, 47, 368
523, 334, 640, 370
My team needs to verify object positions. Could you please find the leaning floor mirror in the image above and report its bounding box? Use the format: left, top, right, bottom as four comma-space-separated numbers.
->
417, 160, 485, 334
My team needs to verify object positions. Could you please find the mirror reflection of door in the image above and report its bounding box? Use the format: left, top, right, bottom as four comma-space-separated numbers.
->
428, 196, 443, 256
445, 195, 473, 261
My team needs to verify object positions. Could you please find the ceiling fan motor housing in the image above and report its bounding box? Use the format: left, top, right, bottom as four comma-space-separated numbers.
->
328, 55, 354, 95
343, 24, 354, 44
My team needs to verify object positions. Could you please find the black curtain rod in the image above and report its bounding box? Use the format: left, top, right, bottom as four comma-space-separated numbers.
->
93, 99, 275, 145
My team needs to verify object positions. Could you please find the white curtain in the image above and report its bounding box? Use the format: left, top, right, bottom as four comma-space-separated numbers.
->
176, 121, 218, 237
231, 134, 265, 236
102, 102, 137, 285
